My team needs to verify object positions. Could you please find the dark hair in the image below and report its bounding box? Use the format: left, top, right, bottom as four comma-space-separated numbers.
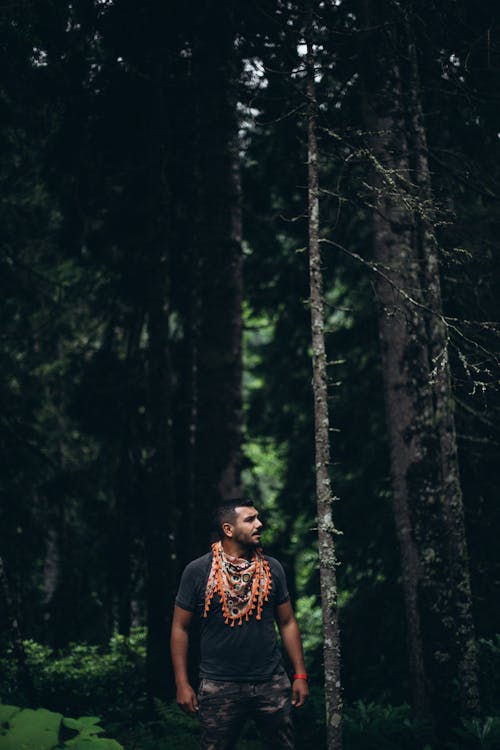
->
212, 499, 255, 540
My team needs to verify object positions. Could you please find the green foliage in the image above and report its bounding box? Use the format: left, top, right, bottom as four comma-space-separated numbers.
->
477, 636, 500, 712
0, 630, 147, 723
119, 699, 266, 750
109, 696, 500, 750
446, 716, 500, 750
342, 702, 500, 750
294, 595, 323, 653
117, 699, 288, 750
343, 701, 431, 750
0, 703, 123, 750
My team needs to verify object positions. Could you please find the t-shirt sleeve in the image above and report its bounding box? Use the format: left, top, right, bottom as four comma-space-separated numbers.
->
175, 561, 200, 612
271, 559, 290, 605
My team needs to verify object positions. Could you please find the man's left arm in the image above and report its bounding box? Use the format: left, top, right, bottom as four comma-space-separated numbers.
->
275, 600, 309, 708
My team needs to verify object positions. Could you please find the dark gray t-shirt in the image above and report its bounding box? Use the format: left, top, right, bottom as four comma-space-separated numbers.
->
175, 551, 290, 681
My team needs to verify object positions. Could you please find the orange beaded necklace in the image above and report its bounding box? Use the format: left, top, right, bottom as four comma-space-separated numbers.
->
203, 541, 272, 627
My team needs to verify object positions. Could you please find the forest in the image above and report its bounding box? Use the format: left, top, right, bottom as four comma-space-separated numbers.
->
1, 1, 499, 749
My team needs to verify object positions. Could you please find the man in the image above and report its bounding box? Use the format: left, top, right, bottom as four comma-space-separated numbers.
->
171, 499, 309, 750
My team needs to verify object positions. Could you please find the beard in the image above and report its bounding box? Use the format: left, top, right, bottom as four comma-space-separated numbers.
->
233, 528, 261, 549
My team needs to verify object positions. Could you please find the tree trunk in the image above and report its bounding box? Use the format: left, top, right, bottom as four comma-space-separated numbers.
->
192, 2, 243, 552
359, 0, 480, 734
306, 20, 343, 750
145, 250, 178, 699
358, 0, 432, 723
113, 310, 144, 636
143, 50, 178, 700
405, 20, 480, 718
370, 110, 434, 722
0, 554, 36, 705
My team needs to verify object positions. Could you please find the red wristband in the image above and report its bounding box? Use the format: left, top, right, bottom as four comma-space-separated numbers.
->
293, 673, 308, 680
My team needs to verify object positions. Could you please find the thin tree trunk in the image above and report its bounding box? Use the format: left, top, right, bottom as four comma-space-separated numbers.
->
145, 251, 177, 699
164, 48, 200, 567
183, 258, 200, 562
114, 310, 144, 636
143, 52, 178, 700
306, 20, 343, 750
42, 526, 59, 617
45, 344, 77, 647
0, 554, 36, 705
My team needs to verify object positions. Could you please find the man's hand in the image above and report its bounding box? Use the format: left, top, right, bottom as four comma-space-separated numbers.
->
275, 601, 309, 709
291, 678, 309, 708
171, 606, 197, 716
176, 682, 199, 716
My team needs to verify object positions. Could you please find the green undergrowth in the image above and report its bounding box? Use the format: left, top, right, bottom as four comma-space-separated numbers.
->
3, 700, 500, 750
111, 699, 500, 750
0, 703, 123, 750
343, 701, 500, 750
1, 632, 499, 749
0, 629, 147, 724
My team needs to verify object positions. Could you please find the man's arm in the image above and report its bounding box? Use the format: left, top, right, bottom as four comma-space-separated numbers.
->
275, 600, 309, 708
170, 605, 199, 716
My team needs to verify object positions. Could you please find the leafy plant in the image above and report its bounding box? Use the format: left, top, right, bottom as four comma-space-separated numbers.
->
446, 716, 500, 750
0, 629, 147, 723
0, 703, 123, 750
477, 636, 500, 713
110, 699, 200, 750
343, 700, 431, 750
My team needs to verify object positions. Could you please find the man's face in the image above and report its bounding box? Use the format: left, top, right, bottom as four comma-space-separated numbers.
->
228, 506, 263, 548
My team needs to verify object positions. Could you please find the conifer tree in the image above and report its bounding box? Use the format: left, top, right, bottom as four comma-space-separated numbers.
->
358, 0, 480, 734
306, 6, 343, 747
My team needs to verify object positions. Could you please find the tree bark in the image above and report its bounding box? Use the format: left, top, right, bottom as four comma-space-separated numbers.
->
370, 110, 433, 722
0, 554, 36, 705
145, 248, 178, 699
405, 19, 480, 718
306, 18, 343, 750
359, 0, 480, 734
113, 309, 144, 636
143, 49, 178, 700
358, 0, 432, 723
192, 1, 243, 551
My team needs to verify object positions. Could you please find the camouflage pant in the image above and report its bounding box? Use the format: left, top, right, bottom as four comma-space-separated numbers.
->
197, 670, 294, 750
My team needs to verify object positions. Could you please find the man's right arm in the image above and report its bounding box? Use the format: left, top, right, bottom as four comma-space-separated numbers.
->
170, 605, 199, 716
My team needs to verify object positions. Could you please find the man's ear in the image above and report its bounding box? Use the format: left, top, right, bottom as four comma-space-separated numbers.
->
222, 522, 233, 539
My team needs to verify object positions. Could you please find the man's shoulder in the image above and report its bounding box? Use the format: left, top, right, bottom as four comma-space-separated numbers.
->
176, 551, 213, 611
263, 553, 282, 564
263, 554, 285, 572
263, 554, 289, 602
182, 551, 213, 576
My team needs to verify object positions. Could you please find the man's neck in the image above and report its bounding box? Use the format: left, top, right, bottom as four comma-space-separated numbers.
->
221, 539, 255, 561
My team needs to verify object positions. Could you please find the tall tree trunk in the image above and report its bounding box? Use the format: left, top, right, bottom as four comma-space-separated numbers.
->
143, 51, 178, 700
145, 249, 177, 699
306, 19, 343, 750
166, 50, 201, 568
44, 343, 77, 647
113, 310, 144, 636
0, 554, 36, 705
405, 19, 480, 717
359, 0, 480, 734
192, 1, 243, 552
370, 110, 434, 723
358, 0, 432, 723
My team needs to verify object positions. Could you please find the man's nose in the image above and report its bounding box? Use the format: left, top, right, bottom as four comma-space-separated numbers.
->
256, 519, 263, 529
